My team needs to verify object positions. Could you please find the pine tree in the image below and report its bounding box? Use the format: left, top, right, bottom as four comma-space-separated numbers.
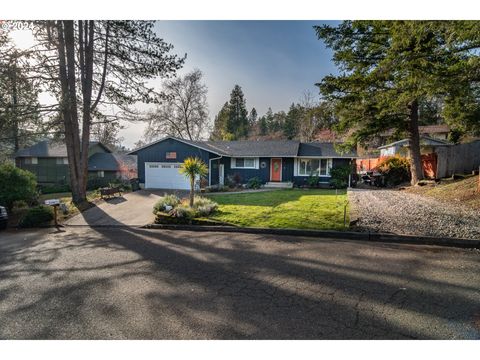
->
284, 103, 301, 139
258, 116, 268, 136
226, 85, 249, 139
210, 102, 231, 140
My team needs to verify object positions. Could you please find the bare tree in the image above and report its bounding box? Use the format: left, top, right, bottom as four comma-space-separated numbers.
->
144, 69, 209, 141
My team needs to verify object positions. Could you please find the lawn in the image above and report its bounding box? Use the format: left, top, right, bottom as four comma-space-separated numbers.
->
205, 189, 349, 230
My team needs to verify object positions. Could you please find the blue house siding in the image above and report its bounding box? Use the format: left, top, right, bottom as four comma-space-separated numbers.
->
135, 138, 216, 184
292, 158, 353, 187
221, 157, 270, 184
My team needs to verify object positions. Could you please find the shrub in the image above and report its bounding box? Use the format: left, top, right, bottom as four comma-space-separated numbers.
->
226, 173, 242, 188
0, 163, 38, 210
170, 204, 195, 219
376, 156, 411, 186
153, 194, 181, 213
307, 174, 320, 188
193, 196, 218, 216
329, 165, 352, 189
19, 205, 54, 228
246, 177, 262, 189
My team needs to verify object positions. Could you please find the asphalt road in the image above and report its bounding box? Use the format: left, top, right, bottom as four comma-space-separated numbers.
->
0, 226, 479, 339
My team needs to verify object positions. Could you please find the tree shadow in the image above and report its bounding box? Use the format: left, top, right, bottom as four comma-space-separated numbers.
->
0, 208, 479, 339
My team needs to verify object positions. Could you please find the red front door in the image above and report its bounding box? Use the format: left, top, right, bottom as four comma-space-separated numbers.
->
270, 158, 282, 182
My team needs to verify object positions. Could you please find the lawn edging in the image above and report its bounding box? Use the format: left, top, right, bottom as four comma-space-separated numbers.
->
143, 223, 480, 249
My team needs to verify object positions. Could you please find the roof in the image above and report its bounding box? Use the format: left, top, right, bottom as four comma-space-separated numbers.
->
129, 136, 357, 158
15, 140, 112, 157
298, 142, 357, 158
381, 124, 450, 137
88, 153, 137, 171
378, 136, 450, 149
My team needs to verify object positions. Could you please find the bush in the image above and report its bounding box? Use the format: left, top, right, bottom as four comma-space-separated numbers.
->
0, 163, 38, 210
307, 175, 320, 188
329, 165, 352, 189
153, 194, 181, 213
192, 196, 218, 216
246, 177, 262, 189
39, 184, 71, 194
170, 204, 195, 219
376, 156, 411, 186
19, 205, 54, 228
226, 173, 242, 188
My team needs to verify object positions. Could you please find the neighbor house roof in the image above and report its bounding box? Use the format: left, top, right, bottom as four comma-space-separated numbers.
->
378, 136, 450, 149
381, 125, 450, 137
88, 153, 137, 171
129, 136, 358, 158
15, 140, 111, 157
298, 142, 357, 158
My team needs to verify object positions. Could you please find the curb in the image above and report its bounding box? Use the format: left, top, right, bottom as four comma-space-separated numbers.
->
143, 223, 480, 249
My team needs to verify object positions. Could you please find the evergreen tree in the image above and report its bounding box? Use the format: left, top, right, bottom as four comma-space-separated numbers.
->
248, 107, 258, 128
226, 85, 249, 139
265, 107, 274, 132
316, 20, 480, 185
284, 103, 301, 139
210, 102, 231, 140
258, 116, 268, 136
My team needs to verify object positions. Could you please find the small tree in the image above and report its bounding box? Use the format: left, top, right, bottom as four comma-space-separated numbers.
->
0, 163, 37, 209
179, 157, 208, 207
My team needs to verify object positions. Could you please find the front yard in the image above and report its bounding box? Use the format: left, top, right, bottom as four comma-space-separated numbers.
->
204, 189, 348, 230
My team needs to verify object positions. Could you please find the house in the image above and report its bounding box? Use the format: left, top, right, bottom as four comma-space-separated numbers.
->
128, 136, 357, 190
14, 140, 137, 185
378, 136, 450, 157
380, 124, 451, 141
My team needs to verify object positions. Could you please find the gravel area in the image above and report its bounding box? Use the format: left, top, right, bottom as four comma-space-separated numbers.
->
348, 187, 480, 239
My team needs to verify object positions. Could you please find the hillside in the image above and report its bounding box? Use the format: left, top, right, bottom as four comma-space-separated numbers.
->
405, 175, 480, 210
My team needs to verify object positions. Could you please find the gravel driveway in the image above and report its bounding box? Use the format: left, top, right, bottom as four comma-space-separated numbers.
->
349, 188, 480, 239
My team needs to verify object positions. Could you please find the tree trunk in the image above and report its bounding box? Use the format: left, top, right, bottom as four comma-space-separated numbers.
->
407, 99, 424, 185
11, 57, 19, 152
189, 177, 195, 207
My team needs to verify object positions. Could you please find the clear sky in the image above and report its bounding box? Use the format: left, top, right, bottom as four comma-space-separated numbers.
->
118, 20, 339, 147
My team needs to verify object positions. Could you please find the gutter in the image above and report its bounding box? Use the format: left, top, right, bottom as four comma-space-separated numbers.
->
208, 155, 223, 186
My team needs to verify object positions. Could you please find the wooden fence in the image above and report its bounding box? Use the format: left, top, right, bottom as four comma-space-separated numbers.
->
435, 140, 480, 178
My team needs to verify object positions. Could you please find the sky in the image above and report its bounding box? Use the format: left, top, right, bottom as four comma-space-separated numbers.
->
10, 21, 340, 148
117, 20, 339, 147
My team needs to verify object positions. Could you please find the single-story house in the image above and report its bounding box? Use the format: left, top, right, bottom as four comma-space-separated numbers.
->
128, 136, 357, 190
378, 136, 450, 157
15, 140, 137, 185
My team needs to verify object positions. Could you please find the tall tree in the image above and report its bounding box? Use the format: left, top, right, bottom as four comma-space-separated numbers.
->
258, 115, 268, 136
144, 69, 209, 142
316, 20, 480, 185
90, 120, 124, 149
226, 85, 249, 139
248, 107, 258, 130
210, 102, 231, 140
31, 21, 184, 204
284, 103, 301, 139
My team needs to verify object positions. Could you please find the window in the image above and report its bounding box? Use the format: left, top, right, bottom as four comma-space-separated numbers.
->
56, 157, 68, 165
98, 170, 104, 178
298, 158, 331, 176
231, 157, 257, 169
25, 157, 38, 165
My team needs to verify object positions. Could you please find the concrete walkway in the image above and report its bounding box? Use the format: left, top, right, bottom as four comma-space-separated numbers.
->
66, 190, 187, 227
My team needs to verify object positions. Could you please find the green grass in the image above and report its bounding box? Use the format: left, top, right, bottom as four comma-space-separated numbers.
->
204, 189, 349, 230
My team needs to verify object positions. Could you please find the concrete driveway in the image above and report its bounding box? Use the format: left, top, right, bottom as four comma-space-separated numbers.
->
66, 190, 188, 226
0, 227, 479, 339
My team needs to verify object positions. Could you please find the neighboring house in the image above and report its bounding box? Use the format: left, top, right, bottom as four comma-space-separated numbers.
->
15, 140, 137, 185
380, 124, 451, 141
378, 136, 450, 157
129, 136, 357, 190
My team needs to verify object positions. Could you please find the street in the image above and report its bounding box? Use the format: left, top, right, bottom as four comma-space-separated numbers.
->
0, 226, 479, 339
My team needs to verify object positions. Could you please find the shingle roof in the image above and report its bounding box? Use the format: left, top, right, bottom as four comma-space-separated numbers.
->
298, 142, 357, 158
15, 140, 112, 157
88, 153, 137, 171
15, 140, 68, 157
200, 139, 300, 157
378, 136, 450, 149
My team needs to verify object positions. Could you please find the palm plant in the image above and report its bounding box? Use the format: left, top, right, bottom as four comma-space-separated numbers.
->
179, 157, 208, 207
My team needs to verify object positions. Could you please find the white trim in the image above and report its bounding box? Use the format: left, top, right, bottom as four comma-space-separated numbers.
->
219, 164, 225, 186
129, 136, 222, 156
208, 155, 222, 186
296, 158, 332, 177
269, 158, 282, 182
231, 157, 259, 169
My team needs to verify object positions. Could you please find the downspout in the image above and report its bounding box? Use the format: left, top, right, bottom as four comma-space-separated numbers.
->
208, 155, 223, 186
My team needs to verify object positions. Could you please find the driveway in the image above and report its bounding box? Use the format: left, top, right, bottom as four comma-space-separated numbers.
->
348, 187, 480, 239
66, 190, 188, 226
0, 227, 478, 339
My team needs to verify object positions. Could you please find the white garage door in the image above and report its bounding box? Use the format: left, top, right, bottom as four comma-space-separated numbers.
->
145, 162, 190, 190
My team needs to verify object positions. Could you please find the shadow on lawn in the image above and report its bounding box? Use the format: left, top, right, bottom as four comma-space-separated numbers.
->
0, 206, 479, 339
